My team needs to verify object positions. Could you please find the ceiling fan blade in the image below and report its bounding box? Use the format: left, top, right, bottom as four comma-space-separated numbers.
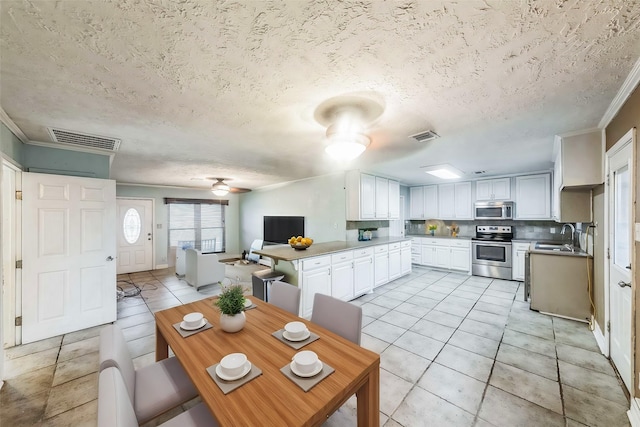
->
230, 187, 251, 193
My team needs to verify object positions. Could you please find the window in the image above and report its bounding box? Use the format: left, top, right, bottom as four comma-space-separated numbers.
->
123, 208, 142, 244
166, 198, 227, 253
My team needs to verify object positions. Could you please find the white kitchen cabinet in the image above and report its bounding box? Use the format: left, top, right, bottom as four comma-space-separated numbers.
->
512, 242, 530, 281
515, 174, 551, 219
346, 171, 400, 220
475, 178, 511, 201
435, 246, 450, 269
421, 244, 436, 267
388, 242, 402, 280
374, 245, 389, 288
375, 177, 389, 219
552, 138, 594, 223
345, 171, 375, 220
400, 240, 411, 275
388, 180, 400, 219
353, 248, 374, 297
409, 186, 424, 219
438, 182, 472, 219
417, 238, 471, 273
331, 252, 354, 302
438, 183, 455, 219
301, 256, 331, 318
423, 185, 438, 219
454, 182, 472, 219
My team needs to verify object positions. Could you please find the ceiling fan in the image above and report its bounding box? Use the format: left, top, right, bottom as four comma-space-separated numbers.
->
207, 178, 251, 196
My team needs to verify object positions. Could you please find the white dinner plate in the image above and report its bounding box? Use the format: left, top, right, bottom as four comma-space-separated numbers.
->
282, 329, 310, 342
290, 360, 323, 378
216, 361, 252, 381
180, 318, 207, 331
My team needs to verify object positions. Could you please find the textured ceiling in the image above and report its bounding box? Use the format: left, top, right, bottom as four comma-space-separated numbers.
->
1, 0, 639, 189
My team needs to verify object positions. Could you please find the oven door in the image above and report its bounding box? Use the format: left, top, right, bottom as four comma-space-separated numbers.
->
472, 241, 512, 268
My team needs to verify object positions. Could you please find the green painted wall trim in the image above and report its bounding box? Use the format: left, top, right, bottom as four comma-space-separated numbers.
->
23, 144, 110, 178
0, 122, 24, 165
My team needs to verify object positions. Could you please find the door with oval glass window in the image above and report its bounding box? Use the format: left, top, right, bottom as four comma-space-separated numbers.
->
117, 198, 153, 274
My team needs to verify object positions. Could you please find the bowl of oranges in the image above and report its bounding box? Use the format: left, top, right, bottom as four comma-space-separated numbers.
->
289, 236, 313, 250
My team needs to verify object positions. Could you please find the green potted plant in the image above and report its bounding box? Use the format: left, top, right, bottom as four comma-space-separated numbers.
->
428, 224, 438, 236
214, 284, 247, 333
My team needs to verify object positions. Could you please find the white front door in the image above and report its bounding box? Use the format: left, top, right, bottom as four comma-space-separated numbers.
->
608, 131, 634, 393
116, 198, 153, 274
22, 173, 116, 344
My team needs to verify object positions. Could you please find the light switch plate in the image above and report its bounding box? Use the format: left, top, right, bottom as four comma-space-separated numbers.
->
635, 223, 640, 242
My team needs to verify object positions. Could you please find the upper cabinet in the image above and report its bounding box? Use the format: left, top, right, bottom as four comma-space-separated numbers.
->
515, 174, 551, 220
388, 179, 400, 219
475, 178, 511, 201
552, 130, 601, 222
438, 182, 472, 220
375, 177, 389, 219
409, 186, 425, 219
345, 171, 400, 220
423, 185, 438, 219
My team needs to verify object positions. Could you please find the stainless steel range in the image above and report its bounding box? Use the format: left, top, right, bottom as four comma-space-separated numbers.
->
472, 225, 513, 280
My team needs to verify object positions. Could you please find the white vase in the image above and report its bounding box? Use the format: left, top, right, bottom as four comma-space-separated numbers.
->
219, 312, 246, 333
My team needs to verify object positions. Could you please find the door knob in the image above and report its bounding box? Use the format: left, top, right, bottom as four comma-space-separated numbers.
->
618, 280, 631, 288
106, 256, 114, 261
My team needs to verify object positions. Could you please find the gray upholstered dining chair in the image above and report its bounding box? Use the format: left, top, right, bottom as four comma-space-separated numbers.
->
99, 324, 199, 424
98, 366, 218, 427
310, 293, 363, 345
269, 280, 301, 315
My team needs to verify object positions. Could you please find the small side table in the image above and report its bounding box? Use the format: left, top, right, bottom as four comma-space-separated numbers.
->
251, 270, 285, 302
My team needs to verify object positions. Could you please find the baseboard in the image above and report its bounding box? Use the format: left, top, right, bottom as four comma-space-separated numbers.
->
627, 397, 640, 426
155, 264, 169, 270
592, 317, 609, 356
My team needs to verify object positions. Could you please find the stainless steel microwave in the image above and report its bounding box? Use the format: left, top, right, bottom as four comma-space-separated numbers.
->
474, 201, 514, 220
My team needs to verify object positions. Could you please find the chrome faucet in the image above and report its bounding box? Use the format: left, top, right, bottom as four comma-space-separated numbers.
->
561, 223, 575, 247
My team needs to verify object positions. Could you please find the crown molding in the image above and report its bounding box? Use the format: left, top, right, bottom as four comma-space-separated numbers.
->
599, 57, 640, 129
0, 108, 29, 143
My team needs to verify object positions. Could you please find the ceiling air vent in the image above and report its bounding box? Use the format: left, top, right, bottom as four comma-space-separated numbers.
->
47, 128, 121, 152
410, 130, 439, 143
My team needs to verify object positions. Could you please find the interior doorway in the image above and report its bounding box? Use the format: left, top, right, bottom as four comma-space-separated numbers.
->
1, 160, 21, 348
606, 128, 635, 393
116, 198, 154, 274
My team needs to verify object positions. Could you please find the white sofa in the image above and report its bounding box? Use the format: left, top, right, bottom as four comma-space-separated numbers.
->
184, 249, 226, 291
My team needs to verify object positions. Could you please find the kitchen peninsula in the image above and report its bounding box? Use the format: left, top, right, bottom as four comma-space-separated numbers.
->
255, 237, 412, 317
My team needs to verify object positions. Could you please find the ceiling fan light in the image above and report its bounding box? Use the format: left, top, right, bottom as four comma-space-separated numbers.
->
325, 133, 370, 161
211, 182, 230, 196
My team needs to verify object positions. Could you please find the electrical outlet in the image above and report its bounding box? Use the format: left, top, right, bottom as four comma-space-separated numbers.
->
157, 224, 162, 229
550, 227, 556, 234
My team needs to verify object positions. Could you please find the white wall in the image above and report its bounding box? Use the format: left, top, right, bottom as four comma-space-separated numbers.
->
239, 173, 348, 251
116, 185, 241, 264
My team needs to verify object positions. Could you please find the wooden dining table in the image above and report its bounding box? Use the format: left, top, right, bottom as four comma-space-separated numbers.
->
155, 297, 380, 426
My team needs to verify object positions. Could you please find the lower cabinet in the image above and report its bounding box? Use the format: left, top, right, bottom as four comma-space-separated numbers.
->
388, 242, 402, 281
417, 238, 471, 273
512, 242, 531, 281
330, 252, 354, 301
301, 256, 331, 318
299, 241, 412, 316
401, 241, 411, 275
353, 249, 374, 297
374, 245, 389, 288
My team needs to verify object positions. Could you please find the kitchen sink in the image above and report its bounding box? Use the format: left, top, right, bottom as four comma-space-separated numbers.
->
534, 242, 574, 252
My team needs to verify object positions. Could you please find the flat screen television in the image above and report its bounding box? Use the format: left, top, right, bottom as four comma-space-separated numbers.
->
263, 216, 305, 244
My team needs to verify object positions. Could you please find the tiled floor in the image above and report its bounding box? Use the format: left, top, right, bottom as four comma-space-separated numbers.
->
0, 266, 631, 427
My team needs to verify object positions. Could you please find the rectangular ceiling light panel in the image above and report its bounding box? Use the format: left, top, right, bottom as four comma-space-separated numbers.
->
47, 128, 121, 152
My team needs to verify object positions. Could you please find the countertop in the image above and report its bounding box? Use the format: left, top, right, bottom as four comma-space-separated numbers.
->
528, 241, 592, 258
254, 237, 411, 262
407, 234, 473, 240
